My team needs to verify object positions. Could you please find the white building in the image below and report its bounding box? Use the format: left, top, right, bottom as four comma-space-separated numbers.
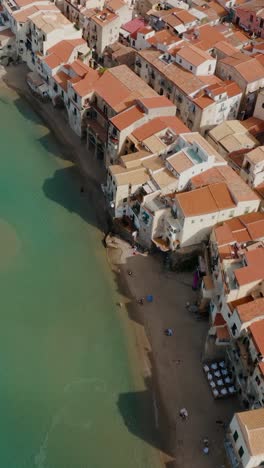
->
227, 408, 264, 468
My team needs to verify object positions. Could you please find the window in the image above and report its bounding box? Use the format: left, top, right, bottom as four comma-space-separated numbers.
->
249, 14, 253, 22
179, 58, 182, 63
233, 431, 239, 442
255, 375, 261, 385
260, 18, 264, 28
159, 88, 164, 95
74, 93, 77, 103
231, 323, 237, 336
200, 218, 203, 222
244, 207, 250, 214
208, 64, 212, 72
229, 210, 234, 217
262, 103, 264, 109
53, 83, 58, 92
103, 105, 108, 116
191, 220, 195, 224
190, 65, 192, 70
73, 108, 77, 115
238, 446, 244, 458
132, 40, 135, 46
123, 197, 127, 202
212, 215, 215, 219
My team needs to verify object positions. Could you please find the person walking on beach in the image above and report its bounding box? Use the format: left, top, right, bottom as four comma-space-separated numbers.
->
179, 408, 188, 421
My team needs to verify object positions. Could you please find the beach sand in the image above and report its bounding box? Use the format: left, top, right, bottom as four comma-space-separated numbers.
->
1, 63, 239, 468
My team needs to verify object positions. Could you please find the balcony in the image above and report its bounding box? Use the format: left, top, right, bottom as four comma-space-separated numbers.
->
86, 118, 108, 144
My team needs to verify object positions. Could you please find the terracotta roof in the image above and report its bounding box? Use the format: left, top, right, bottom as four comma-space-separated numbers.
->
137, 96, 175, 109
214, 312, 226, 326
92, 8, 118, 26
236, 297, 264, 323
13, 4, 58, 23
215, 223, 234, 246
214, 40, 238, 56
174, 9, 197, 23
106, 0, 125, 11
137, 49, 206, 95
72, 68, 99, 97
110, 105, 144, 131
93, 66, 156, 112
132, 116, 189, 141
121, 17, 146, 34
237, 408, 264, 456
249, 319, 264, 358
147, 29, 180, 47
44, 39, 86, 69
69, 59, 91, 77
235, 248, 264, 286
176, 43, 213, 66
167, 151, 194, 173
209, 182, 236, 210
191, 165, 259, 203
176, 182, 234, 217
185, 24, 224, 51
220, 54, 264, 83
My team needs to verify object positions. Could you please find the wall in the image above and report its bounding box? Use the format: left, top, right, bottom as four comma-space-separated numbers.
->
253, 91, 264, 120
229, 415, 264, 468
234, 8, 264, 39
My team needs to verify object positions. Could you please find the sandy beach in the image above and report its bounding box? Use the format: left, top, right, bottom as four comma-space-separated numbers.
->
1, 63, 239, 468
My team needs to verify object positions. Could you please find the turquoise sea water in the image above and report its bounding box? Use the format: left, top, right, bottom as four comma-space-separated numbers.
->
0, 89, 161, 468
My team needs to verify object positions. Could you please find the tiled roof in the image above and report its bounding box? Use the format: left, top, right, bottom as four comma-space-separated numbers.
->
236, 297, 264, 323
192, 165, 259, 203
235, 248, 264, 286
237, 408, 264, 456
92, 8, 118, 26
132, 116, 189, 141
137, 96, 175, 109
121, 17, 146, 34
176, 43, 213, 66
220, 54, 264, 83
137, 48, 206, 95
167, 151, 194, 173
72, 68, 99, 97
110, 105, 144, 131
147, 29, 180, 47
246, 146, 264, 165
176, 182, 234, 217
48, 38, 85, 61
94, 65, 156, 112
214, 312, 226, 326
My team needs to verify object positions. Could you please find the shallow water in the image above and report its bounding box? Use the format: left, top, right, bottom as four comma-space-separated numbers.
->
0, 89, 161, 468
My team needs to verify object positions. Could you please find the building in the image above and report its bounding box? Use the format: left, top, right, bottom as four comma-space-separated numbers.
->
103, 41, 135, 68
0, 28, 16, 62
238, 147, 264, 188
233, 0, 264, 39
253, 90, 264, 121
227, 408, 264, 467
135, 47, 242, 134
85, 1, 133, 58
107, 96, 177, 164
39, 37, 89, 83
206, 120, 259, 158
216, 52, 264, 118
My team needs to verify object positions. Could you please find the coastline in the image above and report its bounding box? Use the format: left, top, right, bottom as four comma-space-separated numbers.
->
0, 65, 168, 467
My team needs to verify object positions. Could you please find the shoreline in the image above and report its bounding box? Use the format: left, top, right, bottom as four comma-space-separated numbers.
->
0, 65, 169, 467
